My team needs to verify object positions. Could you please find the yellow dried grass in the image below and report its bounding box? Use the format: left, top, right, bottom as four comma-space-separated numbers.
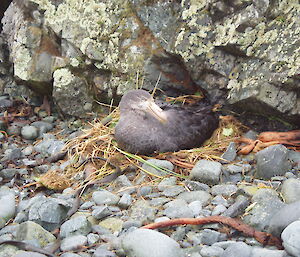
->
40, 107, 246, 190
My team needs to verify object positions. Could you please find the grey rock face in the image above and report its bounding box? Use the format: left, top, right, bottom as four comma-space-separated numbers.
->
255, 144, 290, 179
122, 228, 182, 257
53, 68, 95, 117
1, 0, 299, 125
190, 160, 222, 185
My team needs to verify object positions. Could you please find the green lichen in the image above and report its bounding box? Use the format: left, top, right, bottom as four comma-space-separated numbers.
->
31, 0, 150, 76
53, 68, 75, 88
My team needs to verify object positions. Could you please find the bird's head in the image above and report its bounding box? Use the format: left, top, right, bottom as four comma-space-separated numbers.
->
119, 89, 168, 123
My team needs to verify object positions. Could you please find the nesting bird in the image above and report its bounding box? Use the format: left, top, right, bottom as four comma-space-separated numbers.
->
115, 89, 218, 155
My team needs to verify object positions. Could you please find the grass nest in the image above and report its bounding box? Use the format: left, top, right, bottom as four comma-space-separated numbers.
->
38, 107, 247, 191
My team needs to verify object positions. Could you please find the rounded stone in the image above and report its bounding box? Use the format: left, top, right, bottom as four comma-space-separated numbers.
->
190, 160, 222, 185
21, 125, 39, 140
122, 228, 182, 257
282, 220, 300, 256
60, 235, 87, 251
268, 201, 300, 236
255, 144, 290, 179
281, 178, 300, 203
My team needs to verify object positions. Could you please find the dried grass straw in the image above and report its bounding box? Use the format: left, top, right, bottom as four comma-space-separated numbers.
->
40, 104, 246, 190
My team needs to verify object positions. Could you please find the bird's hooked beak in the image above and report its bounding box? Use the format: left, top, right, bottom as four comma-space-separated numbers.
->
146, 100, 168, 123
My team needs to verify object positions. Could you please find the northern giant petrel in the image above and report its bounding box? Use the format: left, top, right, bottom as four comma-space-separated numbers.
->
115, 89, 218, 155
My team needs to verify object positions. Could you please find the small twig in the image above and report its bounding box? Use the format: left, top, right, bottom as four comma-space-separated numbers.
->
142, 216, 283, 250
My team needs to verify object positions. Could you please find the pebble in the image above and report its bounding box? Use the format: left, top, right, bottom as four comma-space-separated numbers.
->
0, 192, 15, 228
130, 200, 157, 223
281, 220, 300, 257
281, 178, 300, 203
61, 253, 82, 257
162, 185, 185, 197
221, 242, 252, 257
212, 204, 227, 215
243, 189, 284, 231
60, 216, 92, 238
268, 201, 300, 236
138, 186, 152, 196
14, 251, 48, 257
190, 160, 222, 185
60, 235, 88, 251
184, 180, 210, 191
251, 247, 288, 257
157, 177, 177, 191
200, 245, 224, 257
178, 190, 211, 205
98, 217, 123, 233
7, 124, 21, 136
93, 247, 117, 257
0, 168, 20, 179
163, 199, 194, 218
2, 147, 22, 161
87, 233, 99, 245
223, 195, 249, 217
2, 96, 299, 257
255, 144, 291, 179
92, 205, 112, 220
92, 190, 120, 205
142, 159, 174, 177
188, 201, 203, 217
28, 196, 70, 231
221, 142, 237, 162
0, 98, 13, 108
211, 184, 238, 196
122, 228, 182, 257
118, 193, 132, 209
22, 145, 34, 156
21, 125, 39, 140
15, 221, 56, 247
34, 134, 65, 156
31, 121, 54, 136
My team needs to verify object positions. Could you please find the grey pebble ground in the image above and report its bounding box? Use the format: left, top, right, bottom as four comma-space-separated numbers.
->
1, 96, 300, 257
